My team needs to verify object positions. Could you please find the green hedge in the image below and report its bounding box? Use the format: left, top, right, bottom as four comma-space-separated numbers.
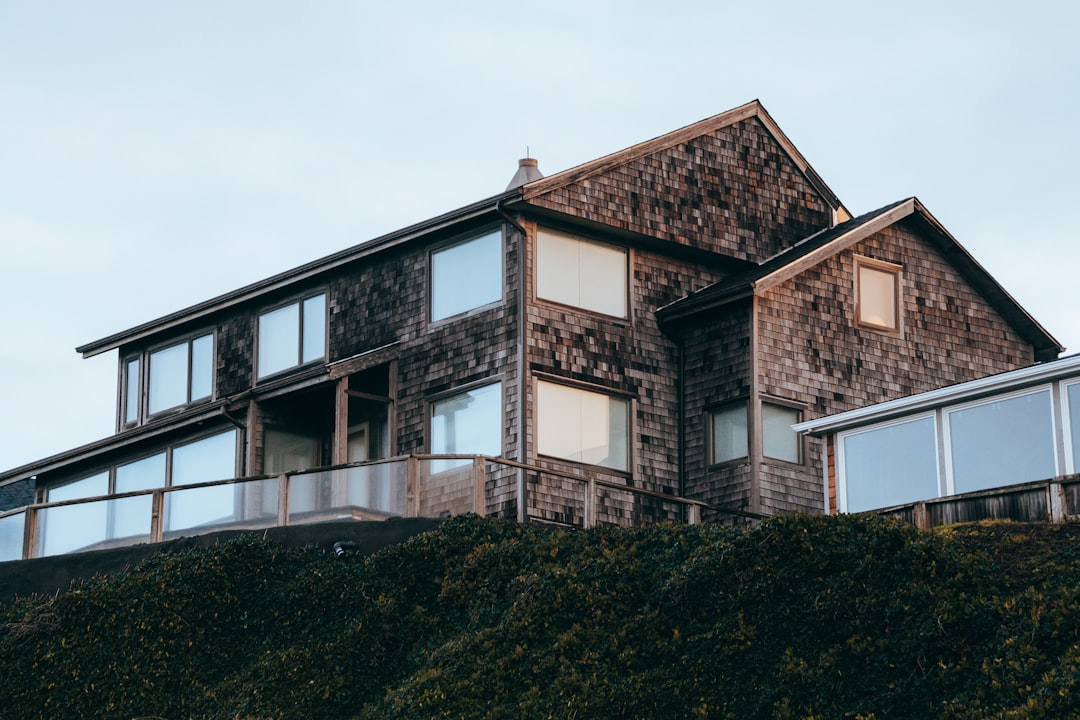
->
2, 514, 1079, 718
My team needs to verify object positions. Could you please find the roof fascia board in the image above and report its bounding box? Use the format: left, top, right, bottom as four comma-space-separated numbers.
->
77, 192, 516, 358
794, 354, 1080, 436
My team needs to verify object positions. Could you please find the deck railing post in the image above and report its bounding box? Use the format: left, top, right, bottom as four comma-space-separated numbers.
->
23, 507, 35, 560
473, 457, 486, 516
913, 502, 929, 530
150, 490, 164, 543
687, 503, 701, 525
1049, 480, 1066, 523
584, 477, 596, 529
407, 456, 420, 518
278, 474, 290, 527
516, 467, 527, 524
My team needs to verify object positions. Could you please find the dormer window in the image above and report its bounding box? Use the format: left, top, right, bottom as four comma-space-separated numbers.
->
257, 293, 327, 380
122, 332, 215, 427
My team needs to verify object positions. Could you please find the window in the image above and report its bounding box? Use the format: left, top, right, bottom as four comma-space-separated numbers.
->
762, 403, 802, 463
710, 403, 748, 465
537, 380, 629, 471
839, 414, 940, 513
536, 228, 627, 317
1064, 381, 1080, 473
855, 256, 901, 332
710, 401, 801, 465
431, 230, 502, 321
122, 332, 214, 426
946, 388, 1056, 494
431, 382, 503, 458
257, 293, 326, 379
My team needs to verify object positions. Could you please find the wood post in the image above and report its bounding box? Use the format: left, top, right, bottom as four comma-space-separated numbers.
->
473, 457, 486, 516
407, 456, 420, 518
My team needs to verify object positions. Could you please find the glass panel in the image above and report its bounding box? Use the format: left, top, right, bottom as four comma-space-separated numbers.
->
258, 303, 300, 378
859, 265, 897, 329
302, 294, 326, 364
762, 404, 801, 463
842, 416, 939, 512
164, 484, 237, 533
109, 494, 153, 543
172, 430, 237, 486
115, 453, 166, 492
148, 342, 188, 414
948, 390, 1055, 493
431, 383, 502, 456
537, 381, 629, 471
37, 500, 108, 557
264, 429, 320, 475
190, 334, 213, 401
345, 462, 407, 515
537, 229, 627, 317
125, 357, 140, 424
49, 471, 109, 502
710, 404, 748, 464
431, 231, 502, 320
0, 512, 25, 562
1067, 383, 1080, 473
579, 239, 627, 318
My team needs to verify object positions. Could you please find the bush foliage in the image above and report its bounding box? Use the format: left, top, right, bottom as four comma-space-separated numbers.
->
2, 514, 1080, 718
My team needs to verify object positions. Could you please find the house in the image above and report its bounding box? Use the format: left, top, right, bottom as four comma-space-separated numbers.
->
0, 100, 1061, 559
794, 353, 1080, 525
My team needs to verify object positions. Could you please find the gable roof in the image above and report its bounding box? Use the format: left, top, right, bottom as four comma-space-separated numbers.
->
519, 100, 849, 219
657, 197, 1063, 361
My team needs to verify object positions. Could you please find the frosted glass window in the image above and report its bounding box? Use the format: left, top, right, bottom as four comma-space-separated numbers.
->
537, 381, 629, 471
0, 511, 24, 562
49, 471, 109, 502
857, 261, 899, 330
841, 416, 939, 512
948, 389, 1055, 493
148, 343, 188, 414
115, 453, 166, 493
762, 404, 801, 463
258, 294, 326, 378
1068, 383, 1080, 472
537, 229, 627, 318
710, 403, 748, 464
431, 382, 503, 457
172, 430, 238, 486
431, 230, 502, 320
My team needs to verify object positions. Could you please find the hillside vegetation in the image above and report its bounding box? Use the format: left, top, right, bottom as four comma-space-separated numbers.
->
2, 514, 1079, 719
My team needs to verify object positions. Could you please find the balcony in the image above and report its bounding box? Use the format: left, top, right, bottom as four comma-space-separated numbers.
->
0, 455, 745, 562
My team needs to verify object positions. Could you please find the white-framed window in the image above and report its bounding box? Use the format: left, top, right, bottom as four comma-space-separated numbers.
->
536, 228, 628, 318
121, 332, 215, 426
537, 380, 629, 471
257, 293, 327, 379
837, 413, 940, 513
430, 381, 503, 458
944, 386, 1056, 494
431, 229, 503, 321
1062, 379, 1080, 474
709, 401, 802, 466
854, 255, 901, 333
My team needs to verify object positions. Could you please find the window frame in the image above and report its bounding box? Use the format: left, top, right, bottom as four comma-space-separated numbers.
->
761, 400, 804, 465
854, 254, 902, 335
708, 400, 749, 467
429, 227, 505, 323
835, 411, 940, 513
427, 378, 505, 460
535, 227, 630, 320
120, 330, 216, 429
255, 290, 328, 381
536, 377, 633, 473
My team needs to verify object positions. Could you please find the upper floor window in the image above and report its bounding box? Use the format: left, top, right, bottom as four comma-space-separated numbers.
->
536, 228, 628, 318
257, 293, 327, 380
537, 380, 629, 471
431, 230, 503, 321
855, 255, 901, 333
122, 332, 214, 426
709, 401, 802, 466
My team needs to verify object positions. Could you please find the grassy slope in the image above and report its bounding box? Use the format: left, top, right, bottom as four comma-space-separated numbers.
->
2, 514, 1079, 719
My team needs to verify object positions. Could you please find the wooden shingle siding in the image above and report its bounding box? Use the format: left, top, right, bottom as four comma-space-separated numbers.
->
526, 118, 832, 263
755, 219, 1037, 513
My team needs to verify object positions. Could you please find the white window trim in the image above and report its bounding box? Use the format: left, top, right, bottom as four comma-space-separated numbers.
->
1059, 379, 1080, 475
836, 411, 939, 514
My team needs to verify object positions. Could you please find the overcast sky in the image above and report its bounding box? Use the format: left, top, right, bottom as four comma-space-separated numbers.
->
1, 1, 1077, 472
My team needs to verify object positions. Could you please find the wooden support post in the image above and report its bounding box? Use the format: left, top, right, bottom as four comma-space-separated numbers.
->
516, 467, 527, 524
1048, 480, 1066, 524
150, 490, 164, 543
687, 503, 701, 525
278, 474, 290, 527
584, 477, 597, 529
912, 502, 929, 530
22, 507, 35, 560
407, 456, 420, 518
473, 457, 486, 516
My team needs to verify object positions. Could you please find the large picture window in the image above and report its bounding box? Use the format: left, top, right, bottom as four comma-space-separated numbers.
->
431, 230, 502, 321
537, 380, 629, 471
257, 293, 326, 379
536, 229, 627, 318
122, 332, 214, 426
839, 414, 939, 513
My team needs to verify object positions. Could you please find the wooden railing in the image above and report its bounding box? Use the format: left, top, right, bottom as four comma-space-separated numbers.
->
0, 455, 745, 562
